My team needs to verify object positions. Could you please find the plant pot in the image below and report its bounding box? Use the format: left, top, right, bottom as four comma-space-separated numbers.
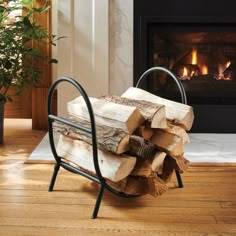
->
0, 102, 4, 144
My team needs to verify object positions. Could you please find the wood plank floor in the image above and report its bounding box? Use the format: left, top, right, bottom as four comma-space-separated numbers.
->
0, 119, 236, 236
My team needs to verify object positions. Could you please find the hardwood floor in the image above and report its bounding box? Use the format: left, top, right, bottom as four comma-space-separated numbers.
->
0, 119, 236, 236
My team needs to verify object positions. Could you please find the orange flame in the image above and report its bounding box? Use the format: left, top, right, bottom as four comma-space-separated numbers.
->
183, 67, 188, 76
201, 65, 208, 75
226, 61, 231, 68
192, 49, 197, 65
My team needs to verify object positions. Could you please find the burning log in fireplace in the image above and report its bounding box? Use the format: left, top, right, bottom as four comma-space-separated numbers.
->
54, 87, 194, 197
168, 47, 233, 82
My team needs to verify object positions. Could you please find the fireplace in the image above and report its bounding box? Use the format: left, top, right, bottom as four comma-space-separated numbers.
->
134, 0, 236, 133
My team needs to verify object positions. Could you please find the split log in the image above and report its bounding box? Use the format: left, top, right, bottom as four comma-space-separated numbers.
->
147, 173, 168, 197
157, 155, 189, 183
99, 94, 167, 129
151, 129, 184, 157
151, 151, 167, 174
134, 125, 154, 140
67, 96, 145, 134
56, 135, 137, 182
121, 87, 194, 131
158, 156, 176, 183
156, 155, 189, 183
53, 119, 130, 154
130, 158, 153, 177
128, 135, 156, 159
119, 176, 149, 196
128, 135, 166, 180
108, 174, 167, 197
174, 155, 190, 173
164, 123, 190, 144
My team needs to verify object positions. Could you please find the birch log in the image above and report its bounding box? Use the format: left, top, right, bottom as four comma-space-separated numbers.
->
121, 87, 194, 131
54, 119, 130, 154
56, 135, 137, 182
151, 151, 167, 174
151, 129, 184, 157
99, 94, 167, 129
67, 96, 145, 134
164, 123, 190, 144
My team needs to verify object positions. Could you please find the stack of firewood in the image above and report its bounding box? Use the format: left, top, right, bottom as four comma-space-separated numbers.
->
54, 87, 194, 197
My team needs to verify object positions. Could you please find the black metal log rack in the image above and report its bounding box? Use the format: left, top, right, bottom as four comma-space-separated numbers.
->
47, 67, 187, 219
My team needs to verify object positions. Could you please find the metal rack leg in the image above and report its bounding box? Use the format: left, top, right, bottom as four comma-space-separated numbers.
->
175, 169, 184, 188
91, 184, 105, 219
48, 162, 60, 192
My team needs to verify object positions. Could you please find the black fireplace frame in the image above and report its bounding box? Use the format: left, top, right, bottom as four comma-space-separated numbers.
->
134, 0, 236, 133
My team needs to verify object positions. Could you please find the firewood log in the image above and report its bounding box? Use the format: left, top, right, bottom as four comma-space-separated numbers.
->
158, 155, 189, 183
108, 174, 167, 197
151, 129, 184, 157
147, 173, 168, 197
134, 125, 154, 140
151, 151, 167, 174
121, 87, 194, 131
158, 155, 176, 183
128, 135, 156, 159
130, 158, 153, 177
164, 122, 190, 144
121, 176, 148, 196
67, 96, 145, 134
99, 94, 167, 129
53, 119, 130, 154
56, 135, 137, 182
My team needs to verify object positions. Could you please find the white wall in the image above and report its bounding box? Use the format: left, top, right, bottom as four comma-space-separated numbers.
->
109, 0, 133, 95
55, 0, 133, 117
56, 0, 109, 116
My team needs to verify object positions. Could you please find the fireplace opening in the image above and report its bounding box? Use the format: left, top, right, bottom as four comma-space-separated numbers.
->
148, 24, 236, 106
134, 0, 236, 133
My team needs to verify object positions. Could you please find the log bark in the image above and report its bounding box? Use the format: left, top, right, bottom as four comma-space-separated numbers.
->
121, 87, 194, 131
100, 94, 167, 129
67, 96, 145, 134
54, 119, 130, 154
56, 135, 137, 182
128, 135, 156, 159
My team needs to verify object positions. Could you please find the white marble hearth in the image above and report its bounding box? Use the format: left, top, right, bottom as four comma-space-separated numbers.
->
27, 133, 236, 164
184, 133, 236, 163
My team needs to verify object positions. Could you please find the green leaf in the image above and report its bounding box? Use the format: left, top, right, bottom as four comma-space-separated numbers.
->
23, 16, 32, 28
0, 0, 66, 103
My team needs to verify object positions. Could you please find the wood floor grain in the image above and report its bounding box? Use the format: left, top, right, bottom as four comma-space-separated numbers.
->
0, 119, 236, 236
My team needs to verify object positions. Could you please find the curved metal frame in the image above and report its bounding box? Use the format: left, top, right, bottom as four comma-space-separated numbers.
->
136, 66, 187, 105
136, 66, 187, 188
47, 77, 140, 219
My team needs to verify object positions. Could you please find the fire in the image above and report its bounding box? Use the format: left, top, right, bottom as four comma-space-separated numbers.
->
216, 61, 231, 80
226, 61, 231, 68
191, 49, 197, 65
183, 67, 188, 76
201, 65, 208, 75
178, 48, 232, 81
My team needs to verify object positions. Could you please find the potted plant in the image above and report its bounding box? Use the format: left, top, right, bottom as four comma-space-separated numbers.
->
0, 0, 60, 143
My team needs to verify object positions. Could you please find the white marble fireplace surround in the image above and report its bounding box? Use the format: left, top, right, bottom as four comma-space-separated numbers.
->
54, 0, 133, 117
